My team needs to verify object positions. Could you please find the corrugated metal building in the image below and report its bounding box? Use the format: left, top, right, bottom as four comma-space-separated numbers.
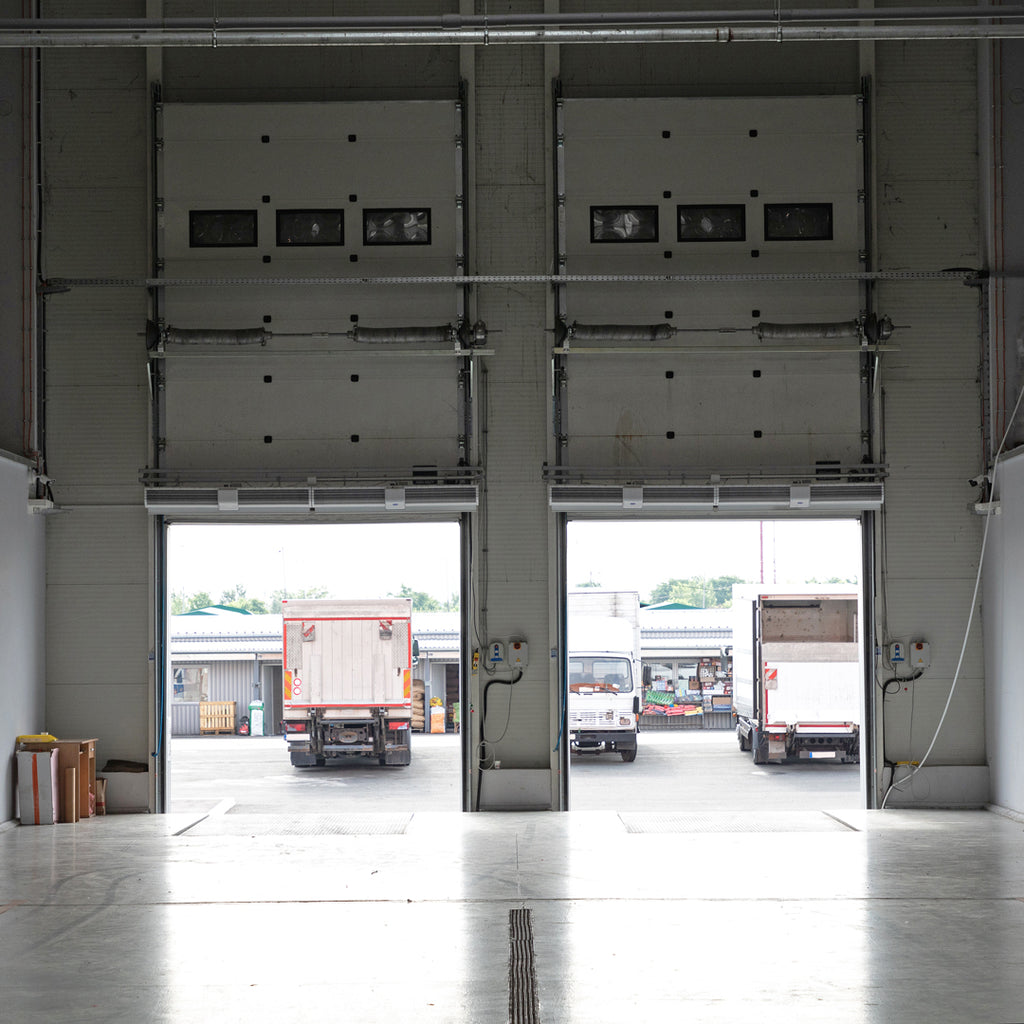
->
169, 609, 283, 735
166, 606, 732, 736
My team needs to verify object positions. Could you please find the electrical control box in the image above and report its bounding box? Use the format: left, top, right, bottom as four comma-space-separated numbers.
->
910, 641, 931, 669
487, 641, 506, 668
509, 640, 529, 669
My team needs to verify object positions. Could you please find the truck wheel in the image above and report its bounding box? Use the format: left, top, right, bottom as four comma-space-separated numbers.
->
738, 728, 750, 752
620, 746, 637, 762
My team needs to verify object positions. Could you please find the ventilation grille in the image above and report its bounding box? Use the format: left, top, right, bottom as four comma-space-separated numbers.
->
145, 484, 478, 514
239, 488, 310, 510
550, 481, 883, 512
508, 909, 540, 1024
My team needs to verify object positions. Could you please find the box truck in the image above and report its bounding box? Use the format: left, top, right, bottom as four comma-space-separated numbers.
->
282, 598, 413, 767
567, 590, 642, 762
733, 584, 860, 764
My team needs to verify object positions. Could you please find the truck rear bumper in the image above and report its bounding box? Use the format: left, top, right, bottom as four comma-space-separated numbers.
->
791, 731, 859, 763
749, 723, 859, 764
283, 714, 412, 766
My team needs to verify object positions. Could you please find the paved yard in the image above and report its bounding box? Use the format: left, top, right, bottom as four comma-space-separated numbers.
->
169, 728, 861, 814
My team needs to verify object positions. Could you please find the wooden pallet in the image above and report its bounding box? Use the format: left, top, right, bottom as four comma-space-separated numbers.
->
200, 701, 236, 734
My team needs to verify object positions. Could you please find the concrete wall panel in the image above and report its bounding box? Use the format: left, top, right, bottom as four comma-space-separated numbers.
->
872, 38, 984, 805
986, 448, 1024, 812
40, 31, 152, 781
0, 458, 46, 822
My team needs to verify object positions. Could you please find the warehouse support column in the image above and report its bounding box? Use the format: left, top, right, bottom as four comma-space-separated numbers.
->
464, 18, 564, 811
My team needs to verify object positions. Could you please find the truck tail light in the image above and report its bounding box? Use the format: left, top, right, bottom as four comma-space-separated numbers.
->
284, 721, 307, 734
388, 722, 409, 731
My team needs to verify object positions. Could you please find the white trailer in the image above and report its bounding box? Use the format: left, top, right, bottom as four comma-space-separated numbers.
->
282, 598, 413, 767
732, 584, 861, 764
567, 590, 642, 762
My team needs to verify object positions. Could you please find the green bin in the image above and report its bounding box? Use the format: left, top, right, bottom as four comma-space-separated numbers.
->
248, 699, 265, 737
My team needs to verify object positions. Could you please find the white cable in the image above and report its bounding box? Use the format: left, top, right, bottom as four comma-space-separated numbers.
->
882, 378, 1024, 807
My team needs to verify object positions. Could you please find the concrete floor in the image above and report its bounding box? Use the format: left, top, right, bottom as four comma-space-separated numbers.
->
168, 729, 861, 815
2, 806, 1024, 1023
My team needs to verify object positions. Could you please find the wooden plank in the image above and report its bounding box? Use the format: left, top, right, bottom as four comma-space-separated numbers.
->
62, 767, 77, 823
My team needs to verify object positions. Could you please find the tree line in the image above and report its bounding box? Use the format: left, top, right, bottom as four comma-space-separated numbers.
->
585, 574, 856, 608
171, 574, 857, 616
170, 582, 459, 615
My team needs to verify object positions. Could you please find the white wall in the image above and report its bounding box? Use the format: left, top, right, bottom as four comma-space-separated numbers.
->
468, 40, 559, 809
0, 458, 46, 822
871, 40, 987, 807
981, 39, 1024, 815
985, 449, 1024, 814
40, 34, 153, 782
32, 3, 1001, 812
0, 2, 30, 454
0, 0, 44, 823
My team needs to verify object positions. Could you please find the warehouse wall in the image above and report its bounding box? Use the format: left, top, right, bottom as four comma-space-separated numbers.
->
160, 0, 458, 104
981, 41, 1024, 817
986, 448, 1024, 814
31, 2, 1000, 810
39, 7, 154, 782
0, 457, 46, 823
0, 1, 30, 457
468, 35, 559, 809
870, 40, 986, 807
0, 0, 44, 824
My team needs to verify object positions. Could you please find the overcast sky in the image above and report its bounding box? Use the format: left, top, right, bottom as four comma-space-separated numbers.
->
168, 518, 861, 606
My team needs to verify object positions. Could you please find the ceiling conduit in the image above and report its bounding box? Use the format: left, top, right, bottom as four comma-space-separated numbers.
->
0, 9, 1023, 47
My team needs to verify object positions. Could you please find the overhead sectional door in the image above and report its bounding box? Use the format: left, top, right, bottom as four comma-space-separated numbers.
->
556, 95, 869, 480
154, 101, 469, 480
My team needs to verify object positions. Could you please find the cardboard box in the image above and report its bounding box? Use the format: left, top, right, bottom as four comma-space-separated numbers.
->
17, 749, 60, 825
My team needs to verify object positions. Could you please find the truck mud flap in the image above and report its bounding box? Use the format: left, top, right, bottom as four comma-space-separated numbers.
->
289, 751, 319, 767
381, 746, 411, 766
752, 730, 769, 765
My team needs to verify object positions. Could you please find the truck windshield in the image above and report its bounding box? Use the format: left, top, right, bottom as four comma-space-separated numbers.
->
568, 658, 633, 693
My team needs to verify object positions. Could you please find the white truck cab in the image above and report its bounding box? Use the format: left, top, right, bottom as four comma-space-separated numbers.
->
567, 596, 642, 762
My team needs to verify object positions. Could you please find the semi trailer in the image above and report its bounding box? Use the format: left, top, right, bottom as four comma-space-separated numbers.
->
282, 598, 414, 767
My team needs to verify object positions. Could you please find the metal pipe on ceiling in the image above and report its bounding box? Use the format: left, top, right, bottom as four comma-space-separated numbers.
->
1, 12, 1024, 46
49, 270, 978, 289
4, 8, 1024, 30
0, 28, 1022, 47
551, 344, 898, 354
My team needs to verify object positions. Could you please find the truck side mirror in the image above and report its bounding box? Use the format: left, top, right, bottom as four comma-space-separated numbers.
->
632, 695, 640, 715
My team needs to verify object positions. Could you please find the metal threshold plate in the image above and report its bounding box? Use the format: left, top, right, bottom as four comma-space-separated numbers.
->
619, 811, 856, 834
183, 813, 412, 837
